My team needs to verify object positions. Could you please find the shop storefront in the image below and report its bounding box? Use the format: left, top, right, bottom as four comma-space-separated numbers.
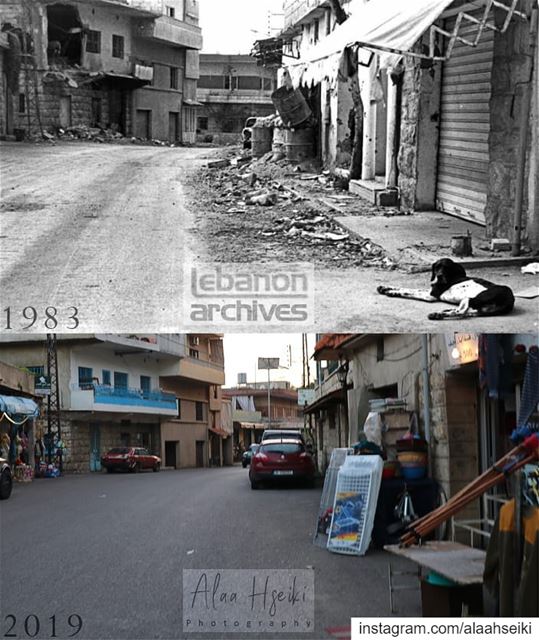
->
0, 395, 40, 483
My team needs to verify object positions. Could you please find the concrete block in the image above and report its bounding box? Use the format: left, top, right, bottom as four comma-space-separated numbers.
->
490, 238, 511, 252
376, 189, 399, 207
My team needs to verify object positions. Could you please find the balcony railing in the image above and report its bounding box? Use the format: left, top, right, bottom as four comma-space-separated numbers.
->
70, 383, 178, 414
284, 0, 327, 29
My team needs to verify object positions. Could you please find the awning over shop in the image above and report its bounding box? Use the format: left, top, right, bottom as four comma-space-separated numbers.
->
209, 426, 229, 438
238, 422, 266, 431
286, 0, 456, 85
183, 98, 204, 107
303, 388, 346, 415
89, 72, 150, 89
0, 395, 39, 418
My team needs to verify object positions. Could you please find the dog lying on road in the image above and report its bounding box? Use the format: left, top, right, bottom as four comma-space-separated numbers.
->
377, 258, 515, 320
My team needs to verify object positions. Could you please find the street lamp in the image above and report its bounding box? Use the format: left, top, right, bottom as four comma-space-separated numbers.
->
336, 359, 349, 447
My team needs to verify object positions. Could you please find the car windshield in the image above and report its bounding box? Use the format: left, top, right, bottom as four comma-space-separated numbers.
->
260, 443, 304, 454
108, 448, 130, 454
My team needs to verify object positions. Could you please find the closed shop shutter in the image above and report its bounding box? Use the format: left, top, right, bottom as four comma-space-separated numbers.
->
436, 18, 494, 225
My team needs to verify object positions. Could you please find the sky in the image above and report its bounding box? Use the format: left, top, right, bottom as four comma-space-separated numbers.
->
223, 334, 316, 389
199, 0, 285, 54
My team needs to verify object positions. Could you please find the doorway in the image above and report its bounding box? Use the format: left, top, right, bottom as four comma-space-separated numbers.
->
168, 111, 179, 142
89, 424, 101, 472
165, 440, 179, 468
195, 440, 205, 468
136, 109, 152, 139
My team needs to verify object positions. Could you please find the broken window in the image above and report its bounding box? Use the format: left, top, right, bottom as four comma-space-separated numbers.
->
46, 3, 83, 66
112, 34, 124, 59
170, 66, 178, 89
18, 93, 25, 114
86, 29, 101, 54
197, 116, 208, 130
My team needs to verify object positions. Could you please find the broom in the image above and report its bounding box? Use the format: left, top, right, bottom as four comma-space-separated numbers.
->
400, 434, 539, 547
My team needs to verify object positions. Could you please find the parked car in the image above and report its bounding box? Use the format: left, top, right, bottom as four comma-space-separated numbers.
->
0, 458, 13, 500
242, 443, 260, 468
101, 447, 161, 473
261, 429, 305, 443
249, 439, 315, 489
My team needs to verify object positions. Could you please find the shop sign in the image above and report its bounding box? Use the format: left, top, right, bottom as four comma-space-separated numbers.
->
34, 375, 51, 396
258, 357, 279, 370
446, 334, 479, 366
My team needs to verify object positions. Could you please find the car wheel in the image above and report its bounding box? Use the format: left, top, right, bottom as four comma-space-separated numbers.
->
250, 478, 259, 490
305, 477, 315, 489
0, 468, 13, 500
242, 461, 247, 468
106, 467, 114, 474
135, 462, 142, 473
153, 463, 160, 472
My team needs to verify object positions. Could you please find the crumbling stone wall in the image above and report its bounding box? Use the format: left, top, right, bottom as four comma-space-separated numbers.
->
485, 4, 535, 246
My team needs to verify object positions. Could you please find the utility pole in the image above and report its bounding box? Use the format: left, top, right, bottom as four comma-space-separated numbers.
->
46, 334, 61, 466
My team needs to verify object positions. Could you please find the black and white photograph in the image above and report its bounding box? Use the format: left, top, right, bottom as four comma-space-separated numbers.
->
1, 1, 538, 639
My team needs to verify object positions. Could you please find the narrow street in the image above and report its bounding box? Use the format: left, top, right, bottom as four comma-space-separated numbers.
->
1, 467, 420, 639
1, 141, 536, 334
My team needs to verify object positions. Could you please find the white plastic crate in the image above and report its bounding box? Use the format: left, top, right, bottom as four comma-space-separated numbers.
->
326, 455, 383, 556
313, 448, 353, 547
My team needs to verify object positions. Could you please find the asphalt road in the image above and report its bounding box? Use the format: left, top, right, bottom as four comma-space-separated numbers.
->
1, 467, 420, 639
0, 142, 210, 333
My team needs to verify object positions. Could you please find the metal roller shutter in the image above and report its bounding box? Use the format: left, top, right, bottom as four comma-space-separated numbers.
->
436, 17, 494, 225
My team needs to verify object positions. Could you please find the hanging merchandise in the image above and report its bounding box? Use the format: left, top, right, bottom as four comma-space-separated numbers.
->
327, 455, 384, 556
362, 412, 383, 447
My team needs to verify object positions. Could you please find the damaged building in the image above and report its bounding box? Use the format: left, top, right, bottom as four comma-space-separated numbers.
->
0, 0, 202, 141
280, 0, 539, 253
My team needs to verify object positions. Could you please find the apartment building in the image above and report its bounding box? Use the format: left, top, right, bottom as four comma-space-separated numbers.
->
0, 334, 228, 472
0, 0, 202, 141
196, 53, 276, 144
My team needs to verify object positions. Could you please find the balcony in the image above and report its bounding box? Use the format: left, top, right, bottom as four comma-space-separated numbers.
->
161, 356, 225, 386
197, 88, 274, 105
136, 16, 202, 50
94, 334, 184, 357
283, 0, 328, 30
69, 384, 178, 416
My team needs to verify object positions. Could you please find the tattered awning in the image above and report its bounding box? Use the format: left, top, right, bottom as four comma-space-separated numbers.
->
303, 388, 346, 415
0, 395, 39, 418
285, 0, 528, 86
89, 72, 150, 89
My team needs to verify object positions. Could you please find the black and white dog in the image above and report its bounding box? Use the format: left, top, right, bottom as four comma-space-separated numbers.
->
377, 258, 515, 320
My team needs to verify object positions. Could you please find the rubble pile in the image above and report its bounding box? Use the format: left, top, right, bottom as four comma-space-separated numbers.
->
28, 125, 181, 147
193, 149, 396, 269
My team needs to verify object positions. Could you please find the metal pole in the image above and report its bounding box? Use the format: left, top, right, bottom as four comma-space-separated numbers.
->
267, 367, 271, 428
420, 335, 432, 476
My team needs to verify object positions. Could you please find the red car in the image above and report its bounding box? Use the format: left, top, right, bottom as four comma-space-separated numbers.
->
249, 439, 315, 489
101, 447, 161, 473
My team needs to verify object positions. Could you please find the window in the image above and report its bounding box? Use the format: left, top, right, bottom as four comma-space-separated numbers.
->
114, 371, 128, 389
112, 34, 124, 59
102, 369, 111, 386
166, 6, 175, 18
189, 348, 199, 359
177, 399, 181, 419
86, 30, 101, 53
195, 401, 204, 421
140, 375, 151, 395
376, 336, 384, 362
26, 365, 45, 377
189, 335, 200, 345
78, 366, 93, 389
313, 18, 320, 43
170, 66, 178, 89
263, 78, 273, 91
18, 93, 25, 114
197, 116, 208, 131
237, 76, 262, 90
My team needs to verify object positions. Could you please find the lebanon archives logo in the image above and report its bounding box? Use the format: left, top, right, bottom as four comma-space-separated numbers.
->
183, 263, 314, 328
183, 569, 315, 633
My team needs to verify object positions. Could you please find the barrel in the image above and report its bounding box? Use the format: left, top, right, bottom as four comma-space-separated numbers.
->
284, 127, 315, 163
251, 124, 272, 158
272, 127, 286, 158
271, 86, 312, 127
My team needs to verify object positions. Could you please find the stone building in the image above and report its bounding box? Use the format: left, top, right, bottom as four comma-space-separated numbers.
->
280, 0, 538, 251
305, 332, 538, 536
0, 334, 230, 472
196, 53, 277, 144
0, 0, 202, 142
